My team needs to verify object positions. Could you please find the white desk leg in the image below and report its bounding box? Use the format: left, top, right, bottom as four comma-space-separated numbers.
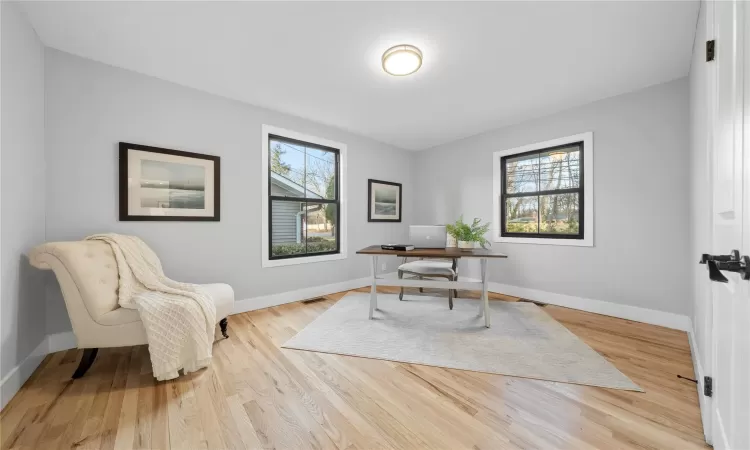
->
369, 255, 378, 319
481, 258, 490, 328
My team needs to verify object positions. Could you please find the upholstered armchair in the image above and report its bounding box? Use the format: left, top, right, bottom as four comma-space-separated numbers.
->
29, 240, 234, 378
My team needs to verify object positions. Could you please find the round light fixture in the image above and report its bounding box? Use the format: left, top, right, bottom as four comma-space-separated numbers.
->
382, 44, 423, 76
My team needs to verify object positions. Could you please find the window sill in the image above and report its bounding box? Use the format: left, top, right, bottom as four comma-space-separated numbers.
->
494, 236, 593, 247
262, 252, 347, 268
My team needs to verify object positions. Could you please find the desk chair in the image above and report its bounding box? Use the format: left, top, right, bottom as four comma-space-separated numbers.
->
397, 258, 458, 309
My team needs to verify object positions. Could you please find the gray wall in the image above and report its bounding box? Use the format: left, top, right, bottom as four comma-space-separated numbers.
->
1, 3, 47, 379
44, 49, 412, 334
412, 78, 691, 315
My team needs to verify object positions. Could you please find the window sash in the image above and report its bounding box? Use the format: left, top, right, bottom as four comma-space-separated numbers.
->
268, 199, 341, 260
268, 135, 341, 260
500, 143, 584, 240
269, 134, 340, 202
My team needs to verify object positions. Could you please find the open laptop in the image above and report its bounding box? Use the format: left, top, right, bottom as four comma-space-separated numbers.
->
409, 225, 447, 248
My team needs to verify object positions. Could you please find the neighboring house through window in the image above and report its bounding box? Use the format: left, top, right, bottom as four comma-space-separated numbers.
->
493, 132, 593, 247
262, 125, 347, 267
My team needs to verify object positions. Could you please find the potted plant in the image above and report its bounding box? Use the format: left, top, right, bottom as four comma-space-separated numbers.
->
447, 216, 491, 250
444, 223, 458, 248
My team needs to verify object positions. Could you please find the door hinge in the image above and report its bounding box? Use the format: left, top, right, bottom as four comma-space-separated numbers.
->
706, 40, 715, 62
704, 376, 713, 397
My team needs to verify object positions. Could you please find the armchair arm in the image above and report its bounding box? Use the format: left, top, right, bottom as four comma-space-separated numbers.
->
28, 241, 132, 348
29, 243, 58, 270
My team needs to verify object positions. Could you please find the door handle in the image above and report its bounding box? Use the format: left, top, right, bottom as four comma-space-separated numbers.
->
699, 250, 740, 264
700, 250, 750, 282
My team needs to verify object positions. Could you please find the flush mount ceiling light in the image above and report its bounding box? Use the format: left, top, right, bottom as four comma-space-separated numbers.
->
382, 44, 423, 76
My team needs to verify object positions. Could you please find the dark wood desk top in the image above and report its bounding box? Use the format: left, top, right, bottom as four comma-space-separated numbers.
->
356, 246, 508, 259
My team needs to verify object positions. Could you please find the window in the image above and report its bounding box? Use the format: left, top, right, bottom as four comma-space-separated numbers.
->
261, 125, 347, 267
493, 132, 593, 246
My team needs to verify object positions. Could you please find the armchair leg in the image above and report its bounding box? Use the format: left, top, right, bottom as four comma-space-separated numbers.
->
448, 284, 454, 310
220, 318, 229, 339
419, 276, 424, 293
398, 270, 404, 300
72, 348, 98, 379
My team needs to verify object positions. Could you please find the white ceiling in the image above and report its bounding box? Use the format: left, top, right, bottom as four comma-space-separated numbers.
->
20, 1, 699, 151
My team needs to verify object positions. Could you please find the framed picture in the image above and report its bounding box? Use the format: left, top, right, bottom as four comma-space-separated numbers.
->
368, 179, 402, 222
119, 142, 220, 221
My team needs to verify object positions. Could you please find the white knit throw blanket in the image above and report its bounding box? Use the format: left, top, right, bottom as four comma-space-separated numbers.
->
86, 234, 216, 381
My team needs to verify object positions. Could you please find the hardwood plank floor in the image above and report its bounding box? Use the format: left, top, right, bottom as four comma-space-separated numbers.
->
0, 287, 708, 449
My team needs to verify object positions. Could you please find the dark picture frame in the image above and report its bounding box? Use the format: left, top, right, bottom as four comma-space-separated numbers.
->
119, 142, 220, 221
368, 179, 402, 222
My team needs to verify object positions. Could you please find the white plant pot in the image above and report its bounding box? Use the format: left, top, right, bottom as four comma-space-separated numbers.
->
458, 240, 475, 250
446, 234, 457, 248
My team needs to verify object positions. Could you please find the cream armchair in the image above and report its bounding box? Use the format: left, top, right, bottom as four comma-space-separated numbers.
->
29, 240, 234, 378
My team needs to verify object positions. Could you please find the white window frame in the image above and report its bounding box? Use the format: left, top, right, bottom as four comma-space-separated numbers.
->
492, 132, 594, 247
261, 124, 347, 267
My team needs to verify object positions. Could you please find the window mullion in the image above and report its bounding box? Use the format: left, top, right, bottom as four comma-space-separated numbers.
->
537, 154, 541, 236
269, 195, 337, 203
505, 188, 581, 199
536, 154, 541, 194
537, 195, 541, 236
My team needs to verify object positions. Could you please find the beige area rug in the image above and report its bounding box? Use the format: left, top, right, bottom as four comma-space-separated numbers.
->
283, 293, 642, 391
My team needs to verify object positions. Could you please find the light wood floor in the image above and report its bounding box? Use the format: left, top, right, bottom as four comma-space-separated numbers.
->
1, 287, 708, 450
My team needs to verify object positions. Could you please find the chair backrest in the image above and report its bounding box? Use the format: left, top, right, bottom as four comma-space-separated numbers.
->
30, 240, 121, 320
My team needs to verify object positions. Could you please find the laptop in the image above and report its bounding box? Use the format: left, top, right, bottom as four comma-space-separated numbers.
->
409, 225, 447, 249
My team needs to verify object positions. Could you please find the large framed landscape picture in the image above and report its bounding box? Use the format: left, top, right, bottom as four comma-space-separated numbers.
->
368, 179, 402, 222
119, 142, 220, 221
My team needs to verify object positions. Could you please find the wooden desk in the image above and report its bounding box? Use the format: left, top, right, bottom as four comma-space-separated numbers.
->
356, 246, 508, 327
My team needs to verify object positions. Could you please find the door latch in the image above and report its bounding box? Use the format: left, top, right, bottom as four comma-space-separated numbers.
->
699, 250, 740, 264
700, 250, 750, 282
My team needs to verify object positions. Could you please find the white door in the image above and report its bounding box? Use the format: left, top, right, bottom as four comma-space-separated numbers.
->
707, 0, 750, 448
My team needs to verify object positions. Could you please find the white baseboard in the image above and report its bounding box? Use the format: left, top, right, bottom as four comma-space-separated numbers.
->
1, 275, 696, 412
486, 281, 691, 331
44, 274, 384, 355
237, 273, 692, 332
688, 322, 712, 444
31, 277, 694, 359
47, 331, 77, 353
0, 337, 49, 410
233, 275, 376, 314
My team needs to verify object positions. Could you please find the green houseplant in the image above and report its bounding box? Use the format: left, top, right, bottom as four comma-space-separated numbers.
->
446, 216, 491, 250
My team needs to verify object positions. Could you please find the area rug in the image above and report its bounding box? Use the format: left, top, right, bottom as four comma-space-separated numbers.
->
282, 293, 642, 391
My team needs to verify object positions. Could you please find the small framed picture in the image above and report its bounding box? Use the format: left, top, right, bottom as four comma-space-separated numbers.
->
368, 179, 402, 222
119, 142, 220, 221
